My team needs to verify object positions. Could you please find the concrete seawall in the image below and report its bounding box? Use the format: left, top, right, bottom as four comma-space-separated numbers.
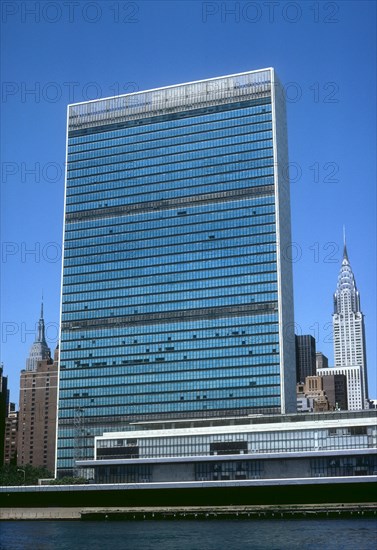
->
1, 504, 376, 521
1, 508, 82, 520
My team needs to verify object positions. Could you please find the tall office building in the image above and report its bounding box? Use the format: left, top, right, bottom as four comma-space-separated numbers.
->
295, 335, 316, 383
318, 365, 361, 411
3, 403, 18, 465
18, 345, 58, 473
332, 242, 368, 408
0, 365, 9, 465
321, 374, 347, 411
57, 69, 296, 475
316, 352, 328, 371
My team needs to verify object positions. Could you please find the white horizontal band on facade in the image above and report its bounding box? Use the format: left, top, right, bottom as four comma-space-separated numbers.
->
95, 416, 377, 443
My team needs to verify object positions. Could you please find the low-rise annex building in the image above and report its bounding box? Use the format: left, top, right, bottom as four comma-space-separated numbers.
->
76, 410, 377, 485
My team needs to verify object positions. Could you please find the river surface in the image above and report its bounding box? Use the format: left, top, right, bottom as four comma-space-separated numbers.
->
1, 519, 376, 550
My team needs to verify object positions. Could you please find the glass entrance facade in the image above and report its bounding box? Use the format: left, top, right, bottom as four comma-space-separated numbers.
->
57, 69, 296, 475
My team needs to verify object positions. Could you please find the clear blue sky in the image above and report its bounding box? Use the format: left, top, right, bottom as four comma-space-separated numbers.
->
1, 1, 376, 406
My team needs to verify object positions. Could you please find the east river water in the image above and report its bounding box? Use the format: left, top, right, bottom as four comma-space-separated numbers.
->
1, 519, 376, 550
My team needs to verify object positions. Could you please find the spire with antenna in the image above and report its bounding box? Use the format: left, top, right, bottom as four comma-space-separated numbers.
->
37, 295, 47, 345
343, 225, 349, 262
26, 296, 51, 371
335, 231, 358, 313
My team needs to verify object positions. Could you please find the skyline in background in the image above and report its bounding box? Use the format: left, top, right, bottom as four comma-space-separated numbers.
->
1, 1, 376, 405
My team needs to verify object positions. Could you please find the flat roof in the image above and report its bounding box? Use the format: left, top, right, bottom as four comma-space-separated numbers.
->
97, 413, 376, 442
68, 68, 273, 108
67, 68, 274, 132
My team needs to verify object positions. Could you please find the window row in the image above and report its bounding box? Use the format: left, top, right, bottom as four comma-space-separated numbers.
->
58, 389, 281, 410
63, 252, 277, 279
61, 336, 279, 355
63, 264, 277, 290
68, 131, 273, 173
68, 103, 272, 149
64, 235, 276, 262
65, 202, 276, 241
61, 293, 278, 321
66, 165, 273, 207
59, 368, 280, 388
62, 283, 278, 310
63, 283, 278, 305
59, 376, 281, 399
63, 242, 277, 269
66, 152, 273, 191
95, 430, 375, 457
61, 314, 279, 339
60, 343, 280, 362
63, 271, 277, 295
59, 357, 281, 376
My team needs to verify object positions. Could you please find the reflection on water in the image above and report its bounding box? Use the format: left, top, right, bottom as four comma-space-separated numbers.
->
1, 519, 377, 550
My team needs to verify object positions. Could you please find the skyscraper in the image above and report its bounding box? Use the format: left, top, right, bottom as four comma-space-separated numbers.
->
26, 302, 51, 372
17, 345, 58, 472
0, 365, 9, 465
332, 241, 368, 408
315, 351, 328, 371
295, 334, 316, 383
318, 365, 362, 411
3, 403, 18, 465
321, 374, 347, 411
57, 69, 296, 476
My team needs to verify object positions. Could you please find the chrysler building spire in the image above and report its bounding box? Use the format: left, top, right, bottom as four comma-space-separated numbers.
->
333, 239, 368, 408
343, 225, 349, 261
334, 239, 360, 315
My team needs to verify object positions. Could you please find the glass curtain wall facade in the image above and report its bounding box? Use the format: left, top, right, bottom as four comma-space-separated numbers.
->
57, 69, 296, 475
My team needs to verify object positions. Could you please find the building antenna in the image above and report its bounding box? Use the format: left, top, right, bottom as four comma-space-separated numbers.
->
342, 225, 348, 261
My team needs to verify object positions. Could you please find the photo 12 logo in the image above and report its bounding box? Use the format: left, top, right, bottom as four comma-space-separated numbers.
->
1, 321, 59, 344
201, 2, 340, 24
1, 2, 140, 24
1, 162, 64, 184
1, 242, 62, 264
2, 81, 139, 104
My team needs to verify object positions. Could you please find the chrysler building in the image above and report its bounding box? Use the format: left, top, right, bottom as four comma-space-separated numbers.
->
332, 241, 369, 409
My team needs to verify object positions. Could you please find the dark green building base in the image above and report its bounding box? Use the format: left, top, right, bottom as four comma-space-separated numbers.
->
1, 480, 376, 509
